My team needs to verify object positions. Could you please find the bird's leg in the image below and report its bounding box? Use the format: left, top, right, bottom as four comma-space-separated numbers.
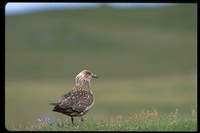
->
81, 116, 84, 123
79, 116, 84, 126
71, 116, 74, 126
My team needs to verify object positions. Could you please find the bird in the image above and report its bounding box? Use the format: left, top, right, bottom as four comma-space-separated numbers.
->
49, 70, 98, 125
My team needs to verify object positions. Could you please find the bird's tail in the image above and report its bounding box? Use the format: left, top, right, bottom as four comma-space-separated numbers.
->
49, 102, 59, 106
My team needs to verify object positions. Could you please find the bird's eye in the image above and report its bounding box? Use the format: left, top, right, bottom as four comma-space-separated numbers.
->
86, 71, 91, 75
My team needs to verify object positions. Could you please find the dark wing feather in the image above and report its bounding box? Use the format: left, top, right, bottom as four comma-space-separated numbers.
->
49, 103, 59, 105
51, 91, 75, 114
58, 91, 73, 108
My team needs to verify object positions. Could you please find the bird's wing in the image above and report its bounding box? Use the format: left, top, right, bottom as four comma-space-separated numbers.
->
58, 89, 93, 113
58, 91, 74, 109
72, 91, 94, 112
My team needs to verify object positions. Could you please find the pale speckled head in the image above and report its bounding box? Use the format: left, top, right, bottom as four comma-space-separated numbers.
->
75, 70, 98, 85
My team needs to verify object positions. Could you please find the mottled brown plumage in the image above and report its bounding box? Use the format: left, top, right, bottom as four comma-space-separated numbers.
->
49, 70, 98, 125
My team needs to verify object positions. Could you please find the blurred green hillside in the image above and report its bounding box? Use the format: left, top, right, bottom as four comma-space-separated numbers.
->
5, 4, 197, 128
6, 4, 197, 80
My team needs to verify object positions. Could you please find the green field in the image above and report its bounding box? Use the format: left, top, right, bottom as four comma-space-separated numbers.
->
5, 4, 197, 131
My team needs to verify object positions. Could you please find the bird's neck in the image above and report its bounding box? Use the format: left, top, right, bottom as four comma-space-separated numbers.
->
76, 79, 91, 88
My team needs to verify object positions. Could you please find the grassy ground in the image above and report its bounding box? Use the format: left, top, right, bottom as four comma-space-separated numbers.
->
8, 107, 197, 131
5, 4, 197, 131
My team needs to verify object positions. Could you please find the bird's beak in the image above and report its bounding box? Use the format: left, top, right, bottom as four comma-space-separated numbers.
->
92, 73, 98, 78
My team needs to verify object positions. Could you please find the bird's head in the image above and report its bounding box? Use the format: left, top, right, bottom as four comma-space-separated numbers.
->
75, 70, 98, 85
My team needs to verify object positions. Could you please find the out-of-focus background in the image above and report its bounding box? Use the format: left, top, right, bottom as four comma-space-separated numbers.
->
5, 3, 197, 128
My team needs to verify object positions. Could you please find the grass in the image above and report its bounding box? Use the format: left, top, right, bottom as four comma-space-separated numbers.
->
7, 107, 197, 131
